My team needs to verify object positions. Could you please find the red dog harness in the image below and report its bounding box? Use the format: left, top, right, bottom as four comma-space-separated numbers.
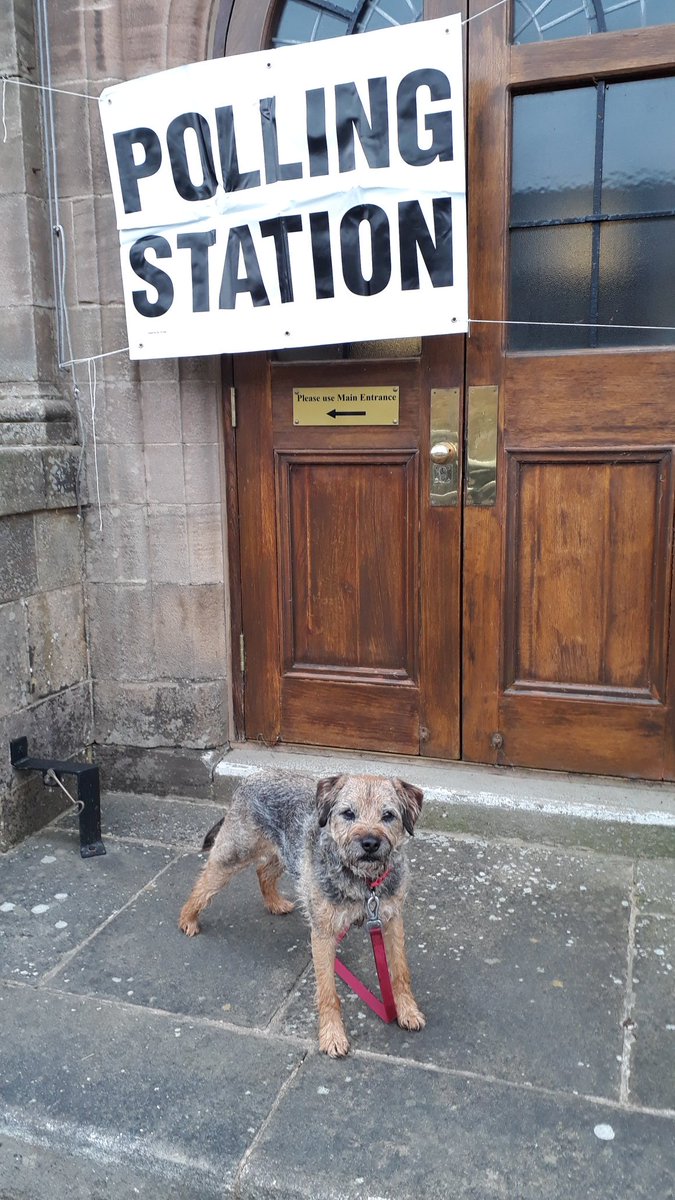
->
334, 867, 398, 1024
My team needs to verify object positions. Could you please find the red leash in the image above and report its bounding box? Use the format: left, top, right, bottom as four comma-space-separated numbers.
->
334, 868, 398, 1024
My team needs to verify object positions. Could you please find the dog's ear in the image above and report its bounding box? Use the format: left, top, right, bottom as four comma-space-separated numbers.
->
316, 775, 346, 827
393, 779, 424, 836
201, 817, 225, 852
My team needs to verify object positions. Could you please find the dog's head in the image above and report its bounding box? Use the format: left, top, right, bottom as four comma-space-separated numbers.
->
315, 774, 423, 876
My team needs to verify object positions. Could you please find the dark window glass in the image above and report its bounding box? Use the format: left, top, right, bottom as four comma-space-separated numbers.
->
510, 226, 593, 349
602, 78, 675, 215
513, 0, 675, 44
598, 219, 675, 346
509, 76, 675, 351
511, 89, 596, 223
272, 0, 421, 46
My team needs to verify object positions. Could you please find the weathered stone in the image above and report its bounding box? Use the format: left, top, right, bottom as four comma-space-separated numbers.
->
34, 509, 82, 591
87, 582, 154, 680
0, 446, 47, 515
93, 744, 223, 799
187, 504, 225, 585
148, 506, 190, 583
70, 198, 99, 305
98, 380, 144, 445
0, 599, 29, 719
0, 513, 37, 602
184, 442, 222, 505
84, 504, 149, 584
0, 771, 68, 852
180, 381, 221, 444
0, 679, 93, 806
152, 584, 227, 680
93, 679, 229, 747
26, 585, 87, 699
144, 443, 185, 504
140, 383, 182, 444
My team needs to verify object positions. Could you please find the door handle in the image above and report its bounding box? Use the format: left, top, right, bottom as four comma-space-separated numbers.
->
430, 441, 458, 465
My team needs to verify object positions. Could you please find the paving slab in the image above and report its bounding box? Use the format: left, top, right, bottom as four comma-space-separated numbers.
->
238, 1053, 675, 1200
46, 852, 311, 1026
0, 828, 173, 980
630, 913, 675, 1111
636, 859, 675, 916
0, 983, 305, 1199
281, 832, 632, 1098
56, 790, 224, 850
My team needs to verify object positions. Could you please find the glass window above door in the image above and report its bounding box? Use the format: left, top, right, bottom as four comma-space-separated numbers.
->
272, 0, 422, 47
513, 0, 674, 44
509, 77, 675, 350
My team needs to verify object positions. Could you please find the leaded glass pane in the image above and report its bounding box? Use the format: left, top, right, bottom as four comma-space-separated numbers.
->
511, 89, 596, 222
598, 219, 675, 346
513, 0, 675, 44
509, 226, 593, 349
602, 78, 675, 215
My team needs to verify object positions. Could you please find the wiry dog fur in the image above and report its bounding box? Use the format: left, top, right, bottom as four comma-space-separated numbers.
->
179, 770, 425, 1057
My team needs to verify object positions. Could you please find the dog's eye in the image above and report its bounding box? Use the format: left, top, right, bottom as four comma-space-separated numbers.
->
341, 809, 356, 821
382, 810, 397, 823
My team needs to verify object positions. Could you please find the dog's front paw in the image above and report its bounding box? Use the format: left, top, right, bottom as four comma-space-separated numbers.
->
179, 908, 201, 937
319, 1022, 350, 1058
266, 896, 295, 915
396, 999, 426, 1031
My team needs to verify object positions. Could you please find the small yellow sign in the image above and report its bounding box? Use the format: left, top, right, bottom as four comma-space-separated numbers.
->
293, 386, 399, 426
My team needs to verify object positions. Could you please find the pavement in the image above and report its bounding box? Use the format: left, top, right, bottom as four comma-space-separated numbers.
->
1, 787, 674, 1199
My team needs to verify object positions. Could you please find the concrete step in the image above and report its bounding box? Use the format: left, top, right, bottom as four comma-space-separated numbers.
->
210, 745, 675, 859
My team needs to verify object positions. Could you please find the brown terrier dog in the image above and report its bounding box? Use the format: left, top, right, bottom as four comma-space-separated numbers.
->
179, 769, 425, 1057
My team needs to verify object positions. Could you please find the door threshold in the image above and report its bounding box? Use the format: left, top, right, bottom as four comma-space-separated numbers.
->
212, 742, 675, 859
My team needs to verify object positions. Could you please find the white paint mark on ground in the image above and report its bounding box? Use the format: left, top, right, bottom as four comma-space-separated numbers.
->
31, 904, 50, 914
594, 1124, 615, 1141
54, 920, 68, 929
54, 892, 68, 900
1, 902, 16, 912
40, 855, 56, 864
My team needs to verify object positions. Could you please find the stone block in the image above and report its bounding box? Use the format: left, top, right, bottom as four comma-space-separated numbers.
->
98, 306, 140, 384
0, 679, 93, 797
178, 355, 219, 385
34, 509, 82, 590
0, 80, 44, 199
180, 381, 221, 444
184, 442, 223, 504
0, 307, 41, 382
93, 678, 229, 747
71, 198, 100, 305
0, 446, 47, 515
152, 583, 227, 680
84, 503, 149, 583
52, 81, 94, 200
0, 194, 37, 306
144, 443, 185, 504
0, 599, 29, 718
0, 771, 67, 852
94, 742, 224, 799
88, 441, 146, 506
83, 0, 124, 82
187, 504, 225, 584
98, 380, 144, 444
140, 382, 182, 444
87, 582, 154, 680
92, 193, 124, 305
148, 505, 190, 583
0, 513, 37, 602
26, 584, 87, 699
47, 0, 86, 80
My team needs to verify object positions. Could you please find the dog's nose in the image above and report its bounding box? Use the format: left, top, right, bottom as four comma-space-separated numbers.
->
360, 835, 381, 855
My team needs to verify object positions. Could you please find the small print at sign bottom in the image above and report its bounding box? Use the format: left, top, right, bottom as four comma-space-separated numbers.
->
293, 386, 399, 426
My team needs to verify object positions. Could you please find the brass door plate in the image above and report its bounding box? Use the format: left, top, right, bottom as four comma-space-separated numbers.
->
466, 386, 498, 507
293, 386, 399, 426
430, 387, 460, 507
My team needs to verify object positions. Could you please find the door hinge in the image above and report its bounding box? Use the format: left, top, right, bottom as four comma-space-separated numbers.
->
239, 632, 246, 675
230, 386, 237, 428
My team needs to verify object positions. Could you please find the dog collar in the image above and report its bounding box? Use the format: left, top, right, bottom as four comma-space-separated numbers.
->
369, 867, 392, 890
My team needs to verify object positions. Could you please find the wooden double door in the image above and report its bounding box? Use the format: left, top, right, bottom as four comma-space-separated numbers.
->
225, 0, 675, 780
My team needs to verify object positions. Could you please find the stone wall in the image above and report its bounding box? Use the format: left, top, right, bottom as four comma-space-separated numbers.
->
2, 0, 233, 845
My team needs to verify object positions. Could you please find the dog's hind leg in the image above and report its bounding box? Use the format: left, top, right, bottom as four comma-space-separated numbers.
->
179, 857, 245, 937
256, 851, 295, 915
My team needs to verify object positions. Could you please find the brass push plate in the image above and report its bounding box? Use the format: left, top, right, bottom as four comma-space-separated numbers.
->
293, 386, 399, 426
430, 387, 460, 507
466, 385, 498, 507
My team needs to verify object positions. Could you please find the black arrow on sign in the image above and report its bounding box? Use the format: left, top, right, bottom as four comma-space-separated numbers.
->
327, 409, 367, 419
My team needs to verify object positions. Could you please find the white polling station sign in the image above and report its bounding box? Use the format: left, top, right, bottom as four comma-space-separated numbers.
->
99, 15, 467, 360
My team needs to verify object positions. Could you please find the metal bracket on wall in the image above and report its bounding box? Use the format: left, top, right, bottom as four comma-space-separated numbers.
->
9, 738, 106, 858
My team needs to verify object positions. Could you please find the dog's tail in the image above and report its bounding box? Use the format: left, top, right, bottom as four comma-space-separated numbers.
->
201, 817, 225, 852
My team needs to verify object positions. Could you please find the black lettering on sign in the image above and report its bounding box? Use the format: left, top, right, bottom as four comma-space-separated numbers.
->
113, 128, 162, 214
176, 230, 216, 312
129, 235, 174, 317
219, 225, 270, 309
340, 204, 391, 296
309, 211, 334, 299
335, 79, 389, 172
397, 69, 453, 166
167, 112, 219, 202
260, 216, 303, 303
259, 97, 303, 184
306, 89, 329, 178
399, 198, 453, 289
215, 105, 261, 191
